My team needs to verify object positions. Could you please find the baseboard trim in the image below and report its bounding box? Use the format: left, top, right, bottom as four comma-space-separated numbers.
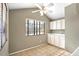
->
9, 44, 46, 56
48, 43, 71, 53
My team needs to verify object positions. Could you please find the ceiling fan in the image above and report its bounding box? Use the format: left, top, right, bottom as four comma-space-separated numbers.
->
32, 3, 51, 16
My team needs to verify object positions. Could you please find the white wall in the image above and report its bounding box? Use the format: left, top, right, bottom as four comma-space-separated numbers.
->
65, 3, 79, 52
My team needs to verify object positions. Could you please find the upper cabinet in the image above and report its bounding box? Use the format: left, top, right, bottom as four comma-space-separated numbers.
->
49, 19, 65, 49
50, 19, 65, 30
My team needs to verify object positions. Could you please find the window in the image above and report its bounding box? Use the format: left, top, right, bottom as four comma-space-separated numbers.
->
29, 20, 34, 35
0, 11, 1, 49
0, 3, 7, 50
26, 19, 45, 36
40, 21, 45, 34
36, 21, 40, 35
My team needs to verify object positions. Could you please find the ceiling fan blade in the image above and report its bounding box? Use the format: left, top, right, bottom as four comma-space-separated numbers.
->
34, 4, 42, 10
32, 10, 40, 13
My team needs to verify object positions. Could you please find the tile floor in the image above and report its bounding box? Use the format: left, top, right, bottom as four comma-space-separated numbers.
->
11, 44, 71, 56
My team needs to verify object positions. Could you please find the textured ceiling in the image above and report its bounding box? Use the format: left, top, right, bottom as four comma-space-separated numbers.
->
46, 3, 71, 19
8, 3, 71, 19
7, 3, 37, 9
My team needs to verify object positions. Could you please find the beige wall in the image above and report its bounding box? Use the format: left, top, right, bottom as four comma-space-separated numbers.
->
0, 4, 9, 56
65, 3, 79, 52
9, 8, 50, 53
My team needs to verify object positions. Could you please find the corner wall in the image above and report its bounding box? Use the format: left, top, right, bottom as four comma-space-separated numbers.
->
9, 8, 50, 53
65, 3, 79, 52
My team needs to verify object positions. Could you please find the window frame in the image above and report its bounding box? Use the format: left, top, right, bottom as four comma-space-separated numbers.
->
28, 19, 35, 35
0, 3, 7, 50
26, 19, 45, 36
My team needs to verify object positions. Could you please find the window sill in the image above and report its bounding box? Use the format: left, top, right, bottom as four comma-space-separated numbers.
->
25, 34, 46, 36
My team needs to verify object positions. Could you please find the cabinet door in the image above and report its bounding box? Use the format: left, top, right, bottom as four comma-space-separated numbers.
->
56, 20, 61, 29
50, 22, 53, 29
48, 34, 55, 45
61, 19, 65, 29
51, 34, 55, 45
50, 21, 56, 30
59, 34, 65, 48
54, 34, 60, 46
48, 34, 51, 44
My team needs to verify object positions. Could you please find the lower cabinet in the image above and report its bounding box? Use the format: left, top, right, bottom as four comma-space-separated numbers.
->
48, 33, 65, 49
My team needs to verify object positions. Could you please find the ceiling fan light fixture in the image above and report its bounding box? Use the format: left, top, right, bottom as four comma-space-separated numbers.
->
32, 3, 50, 16
48, 3, 54, 7
40, 11, 43, 16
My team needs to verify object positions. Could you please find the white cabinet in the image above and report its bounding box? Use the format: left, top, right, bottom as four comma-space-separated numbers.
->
59, 34, 65, 48
48, 34, 51, 44
50, 21, 57, 30
51, 34, 55, 45
50, 19, 65, 30
54, 34, 60, 46
48, 33, 65, 49
48, 34, 54, 45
